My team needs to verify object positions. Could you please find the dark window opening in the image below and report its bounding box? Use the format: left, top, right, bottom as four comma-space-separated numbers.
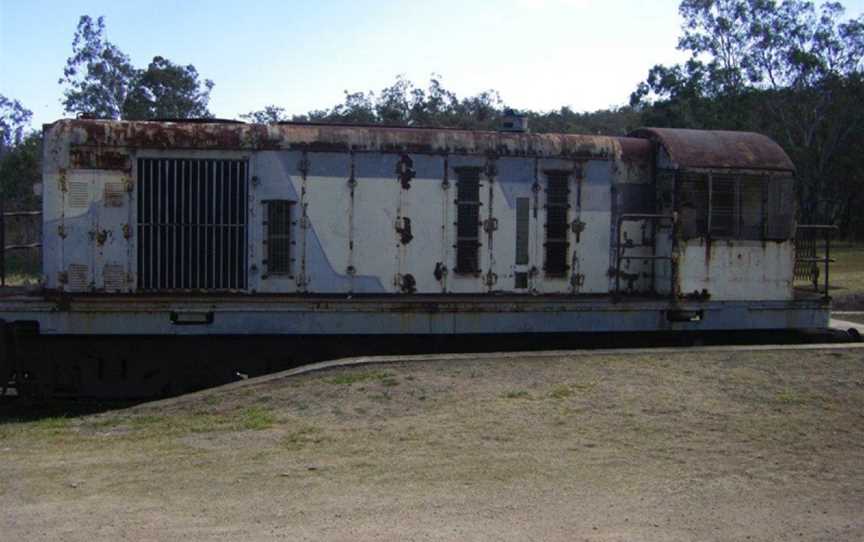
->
709, 174, 737, 237
677, 172, 791, 241
455, 167, 482, 274
544, 171, 570, 276
678, 172, 708, 239
265, 200, 293, 275
739, 176, 765, 239
765, 176, 795, 240
514, 272, 528, 289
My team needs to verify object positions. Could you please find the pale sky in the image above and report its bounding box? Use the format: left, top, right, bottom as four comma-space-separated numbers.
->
2, 0, 863, 129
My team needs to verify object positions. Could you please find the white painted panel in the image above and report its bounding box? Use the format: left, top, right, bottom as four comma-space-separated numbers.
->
399, 169, 447, 293
573, 210, 611, 293
488, 180, 516, 292
92, 170, 132, 292
303, 174, 353, 293
679, 241, 794, 300
351, 153, 402, 294
59, 170, 97, 292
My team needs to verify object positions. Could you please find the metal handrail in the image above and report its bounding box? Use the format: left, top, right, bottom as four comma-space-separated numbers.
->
794, 224, 838, 299
614, 213, 675, 297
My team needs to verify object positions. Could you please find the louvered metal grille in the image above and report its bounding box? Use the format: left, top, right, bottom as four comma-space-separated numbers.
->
515, 197, 530, 265
137, 158, 248, 291
265, 200, 293, 275
544, 171, 570, 275
794, 229, 818, 283
739, 175, 765, 240
455, 167, 481, 273
709, 174, 737, 237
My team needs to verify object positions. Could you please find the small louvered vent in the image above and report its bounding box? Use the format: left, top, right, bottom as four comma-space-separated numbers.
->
137, 158, 248, 290
68, 181, 89, 208
104, 182, 126, 207
68, 264, 89, 291
103, 264, 126, 291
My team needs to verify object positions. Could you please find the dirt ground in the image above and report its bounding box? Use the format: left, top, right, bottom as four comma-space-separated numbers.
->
2, 346, 864, 541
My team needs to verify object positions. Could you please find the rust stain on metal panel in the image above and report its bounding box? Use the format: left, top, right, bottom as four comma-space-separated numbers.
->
53, 119, 628, 160
70, 147, 131, 171
628, 128, 794, 172
617, 137, 653, 166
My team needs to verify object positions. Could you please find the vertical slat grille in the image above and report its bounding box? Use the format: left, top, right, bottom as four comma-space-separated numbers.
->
265, 200, 293, 274
794, 228, 818, 283
739, 175, 765, 240
709, 174, 737, 237
137, 158, 248, 290
455, 167, 481, 274
515, 197, 530, 265
677, 172, 792, 241
544, 171, 570, 275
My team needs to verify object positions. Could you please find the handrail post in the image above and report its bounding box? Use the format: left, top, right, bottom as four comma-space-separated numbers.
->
824, 228, 831, 300
1, 202, 5, 288
614, 217, 621, 297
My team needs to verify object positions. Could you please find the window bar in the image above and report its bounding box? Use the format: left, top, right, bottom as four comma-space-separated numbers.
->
173, 159, 179, 289
194, 160, 201, 290
155, 159, 162, 290
209, 160, 215, 289
238, 162, 246, 287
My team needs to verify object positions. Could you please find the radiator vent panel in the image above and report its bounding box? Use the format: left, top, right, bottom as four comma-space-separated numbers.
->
137, 158, 248, 291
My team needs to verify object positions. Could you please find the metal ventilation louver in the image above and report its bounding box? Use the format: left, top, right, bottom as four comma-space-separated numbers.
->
136, 158, 248, 291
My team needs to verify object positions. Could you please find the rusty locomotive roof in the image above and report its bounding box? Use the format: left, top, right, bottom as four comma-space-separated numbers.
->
46, 119, 653, 162
46, 119, 792, 172
629, 127, 794, 172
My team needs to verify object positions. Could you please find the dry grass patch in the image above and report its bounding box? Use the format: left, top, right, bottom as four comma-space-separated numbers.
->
2, 348, 864, 541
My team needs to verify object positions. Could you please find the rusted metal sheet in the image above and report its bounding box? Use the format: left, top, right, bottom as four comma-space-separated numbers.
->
629, 128, 794, 172
69, 147, 131, 171
48, 119, 633, 160
616, 136, 653, 167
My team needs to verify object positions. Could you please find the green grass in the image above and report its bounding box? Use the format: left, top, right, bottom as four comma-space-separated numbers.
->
1, 251, 40, 285
501, 390, 531, 400
324, 371, 396, 386
282, 425, 326, 451
83, 406, 276, 437
829, 243, 864, 295
776, 387, 805, 405
31, 415, 72, 433
238, 406, 276, 430
550, 385, 574, 399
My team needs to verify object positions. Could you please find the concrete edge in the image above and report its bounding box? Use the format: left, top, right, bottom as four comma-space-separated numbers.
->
831, 318, 864, 334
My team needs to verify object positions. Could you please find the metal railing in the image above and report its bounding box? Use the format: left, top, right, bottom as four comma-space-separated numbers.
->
614, 213, 676, 298
0, 208, 42, 287
794, 224, 838, 299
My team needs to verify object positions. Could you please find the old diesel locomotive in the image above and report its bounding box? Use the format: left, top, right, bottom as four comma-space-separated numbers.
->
0, 118, 829, 396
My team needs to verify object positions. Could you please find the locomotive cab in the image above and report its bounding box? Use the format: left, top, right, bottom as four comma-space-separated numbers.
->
630, 128, 797, 302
